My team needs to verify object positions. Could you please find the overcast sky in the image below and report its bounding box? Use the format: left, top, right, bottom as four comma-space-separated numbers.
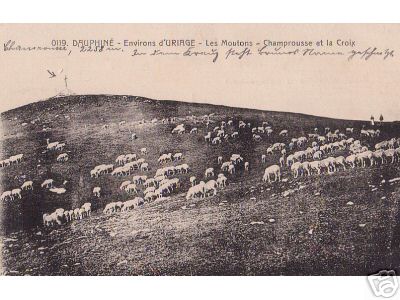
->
1, 24, 399, 121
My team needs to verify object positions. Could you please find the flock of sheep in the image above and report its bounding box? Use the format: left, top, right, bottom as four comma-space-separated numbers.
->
43, 203, 92, 226
2, 106, 398, 231
261, 127, 399, 184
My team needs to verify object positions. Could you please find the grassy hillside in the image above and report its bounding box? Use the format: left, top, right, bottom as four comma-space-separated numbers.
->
1, 95, 400, 275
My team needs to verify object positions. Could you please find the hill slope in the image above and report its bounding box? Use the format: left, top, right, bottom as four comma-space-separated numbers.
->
1, 95, 400, 275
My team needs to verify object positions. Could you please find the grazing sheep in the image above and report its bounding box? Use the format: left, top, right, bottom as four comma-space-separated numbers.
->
1, 191, 12, 201
356, 151, 372, 168
21, 180, 33, 191
64, 211, 70, 222
55, 143, 66, 151
221, 161, 231, 171
253, 134, 262, 142
93, 187, 101, 197
41, 179, 54, 189
190, 176, 197, 186
74, 208, 81, 219
81, 203, 92, 217
279, 130, 288, 136
144, 178, 157, 188
116, 155, 126, 165
43, 213, 55, 226
217, 174, 227, 188
176, 164, 190, 174
46, 139, 60, 151
158, 153, 173, 164
204, 132, 212, 142
313, 151, 323, 160
173, 153, 183, 161
120, 180, 131, 190
291, 162, 303, 178
68, 210, 75, 221
103, 202, 117, 214
190, 128, 198, 134
132, 175, 147, 185
228, 164, 235, 174
321, 157, 336, 173
140, 147, 147, 155
230, 154, 244, 165
301, 162, 311, 176
244, 162, 249, 171
204, 180, 218, 197
286, 154, 294, 167
333, 156, 346, 170
144, 186, 156, 195
145, 191, 158, 202
140, 162, 149, 171
212, 137, 222, 145
345, 154, 357, 168
172, 124, 185, 134
122, 197, 144, 211
11, 188, 22, 199
56, 153, 69, 162
54, 208, 66, 225
205, 168, 214, 178
217, 156, 223, 164
186, 182, 205, 200
261, 154, 267, 163
309, 161, 322, 175
125, 183, 138, 195
263, 165, 281, 183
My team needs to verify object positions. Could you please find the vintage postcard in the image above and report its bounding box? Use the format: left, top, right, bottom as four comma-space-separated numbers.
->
0, 24, 399, 281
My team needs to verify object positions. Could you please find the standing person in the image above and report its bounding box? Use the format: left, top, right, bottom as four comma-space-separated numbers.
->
370, 115, 375, 126
379, 114, 384, 125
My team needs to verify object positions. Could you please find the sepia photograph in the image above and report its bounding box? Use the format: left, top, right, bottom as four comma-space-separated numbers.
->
1, 18, 400, 299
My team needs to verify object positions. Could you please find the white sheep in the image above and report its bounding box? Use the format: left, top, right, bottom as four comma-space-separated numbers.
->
204, 180, 217, 197
0, 191, 12, 201
263, 165, 281, 183
173, 153, 183, 161
205, 168, 214, 178
140, 162, 149, 171
81, 203, 92, 218
41, 179, 54, 189
140, 147, 148, 155
21, 180, 33, 191
125, 183, 138, 194
291, 162, 303, 178
56, 153, 69, 162
122, 197, 144, 211
261, 154, 267, 163
103, 202, 117, 214
279, 130, 288, 136
46, 139, 59, 151
216, 174, 227, 188
228, 164, 235, 174
190, 176, 197, 186
186, 182, 205, 200
93, 187, 101, 197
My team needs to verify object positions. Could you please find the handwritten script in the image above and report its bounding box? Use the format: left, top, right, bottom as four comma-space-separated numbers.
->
2, 40, 395, 63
